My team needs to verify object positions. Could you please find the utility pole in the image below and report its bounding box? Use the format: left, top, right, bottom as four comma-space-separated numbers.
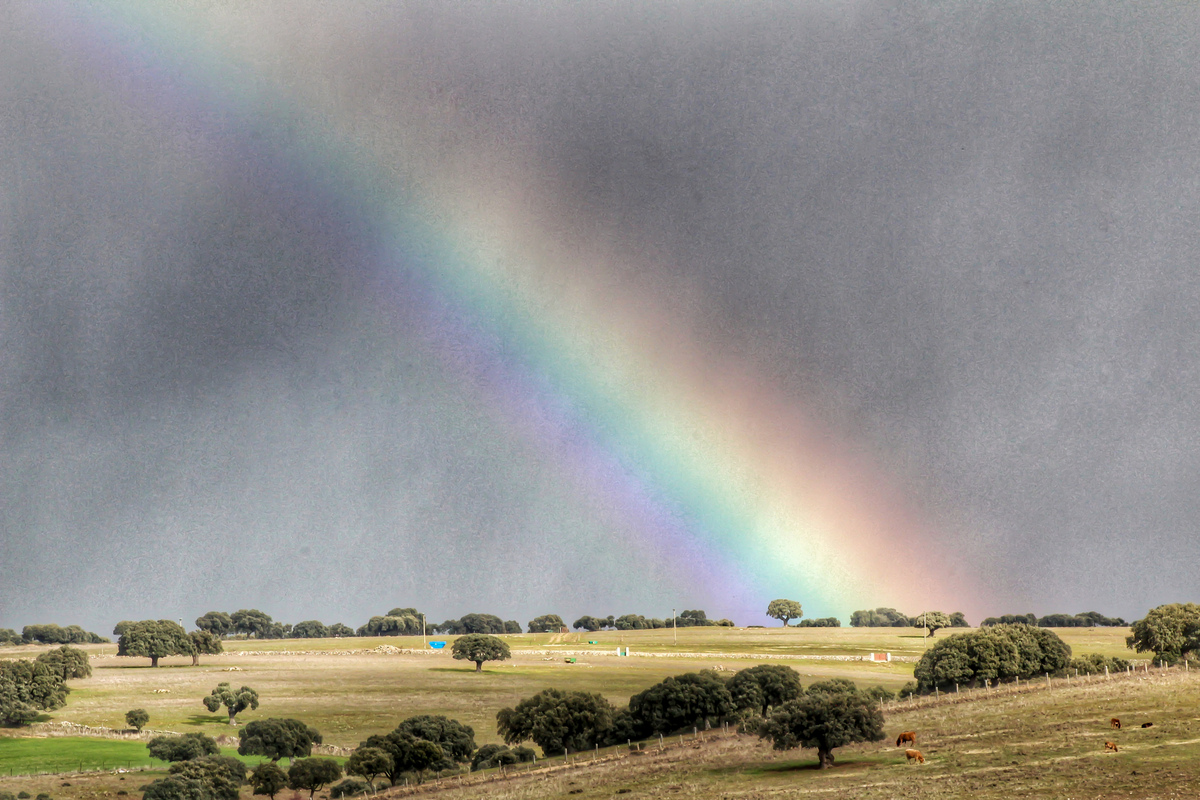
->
673, 608, 677, 646
421, 614, 426, 648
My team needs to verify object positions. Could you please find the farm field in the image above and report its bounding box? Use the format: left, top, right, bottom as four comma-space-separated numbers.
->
0, 625, 1154, 798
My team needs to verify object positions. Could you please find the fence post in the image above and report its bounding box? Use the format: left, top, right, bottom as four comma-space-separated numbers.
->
956, 683, 959, 694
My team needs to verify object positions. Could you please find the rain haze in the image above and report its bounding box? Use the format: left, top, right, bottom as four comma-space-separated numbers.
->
3, 1, 1199, 637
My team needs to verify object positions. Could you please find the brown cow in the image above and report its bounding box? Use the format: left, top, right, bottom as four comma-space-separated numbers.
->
1104, 741, 1119, 752
896, 731, 916, 747
905, 749, 925, 764
1141, 722, 1153, 728
1110, 718, 1121, 729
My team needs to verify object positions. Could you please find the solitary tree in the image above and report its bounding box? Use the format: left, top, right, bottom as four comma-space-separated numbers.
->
758, 690, 885, 769
126, 708, 149, 732
451, 633, 511, 672
346, 747, 393, 792
117, 620, 193, 667
189, 630, 224, 666
203, 682, 259, 725
916, 611, 952, 637
250, 761, 289, 799
767, 599, 804, 627
238, 718, 322, 762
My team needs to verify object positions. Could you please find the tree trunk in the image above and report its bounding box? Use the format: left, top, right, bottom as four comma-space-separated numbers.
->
818, 748, 834, 769
475, 661, 483, 672
228, 712, 237, 725
151, 656, 159, 668
192, 654, 199, 666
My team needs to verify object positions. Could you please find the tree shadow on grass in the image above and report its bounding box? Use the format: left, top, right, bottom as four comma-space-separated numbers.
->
729, 757, 883, 776
425, 667, 504, 674
184, 714, 230, 726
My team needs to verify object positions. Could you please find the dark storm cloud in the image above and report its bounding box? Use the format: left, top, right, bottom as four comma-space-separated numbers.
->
3, 1, 1199, 631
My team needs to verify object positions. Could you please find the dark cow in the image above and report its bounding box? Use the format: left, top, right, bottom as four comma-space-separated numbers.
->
896, 731, 916, 747
1110, 718, 1121, 729
1141, 722, 1153, 728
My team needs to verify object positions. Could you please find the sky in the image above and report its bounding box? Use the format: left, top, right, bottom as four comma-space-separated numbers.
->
3, 1, 1199, 636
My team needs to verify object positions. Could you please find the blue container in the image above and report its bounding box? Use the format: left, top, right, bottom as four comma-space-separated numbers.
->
429, 641, 446, 649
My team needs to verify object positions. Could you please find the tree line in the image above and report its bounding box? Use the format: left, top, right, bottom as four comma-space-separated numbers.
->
0, 624, 108, 646
572, 609, 734, 632
979, 611, 1126, 627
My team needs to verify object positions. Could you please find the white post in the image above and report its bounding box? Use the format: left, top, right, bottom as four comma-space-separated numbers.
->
673, 608, 677, 646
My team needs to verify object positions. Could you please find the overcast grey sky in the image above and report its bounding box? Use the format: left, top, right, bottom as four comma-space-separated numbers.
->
3, 1, 1199, 635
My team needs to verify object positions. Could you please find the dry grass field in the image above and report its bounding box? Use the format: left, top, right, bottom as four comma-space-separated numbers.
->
1, 625, 1163, 798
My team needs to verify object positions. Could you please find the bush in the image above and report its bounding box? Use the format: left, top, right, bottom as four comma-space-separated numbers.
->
1069, 653, 1131, 675
329, 778, 370, 798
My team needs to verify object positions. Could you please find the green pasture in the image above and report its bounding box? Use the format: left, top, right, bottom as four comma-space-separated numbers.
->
0, 736, 337, 777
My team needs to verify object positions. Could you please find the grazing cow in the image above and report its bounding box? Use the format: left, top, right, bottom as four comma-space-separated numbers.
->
1141, 722, 1153, 728
905, 749, 925, 764
1104, 741, 1119, 752
1110, 718, 1121, 729
896, 731, 916, 747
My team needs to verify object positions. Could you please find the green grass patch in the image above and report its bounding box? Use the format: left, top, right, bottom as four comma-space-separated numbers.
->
0, 737, 161, 775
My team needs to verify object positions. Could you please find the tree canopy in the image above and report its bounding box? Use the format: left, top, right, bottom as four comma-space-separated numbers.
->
189, 630, 223, 666
287, 758, 342, 799
766, 599, 803, 627
357, 730, 444, 785
20, 624, 107, 644
249, 762, 289, 799
394, 714, 477, 765
728, 664, 803, 717
451, 633, 511, 672
231, 609, 275, 638
758, 689, 886, 768
202, 683, 259, 724
497, 688, 616, 756
35, 645, 91, 680
194, 612, 234, 637
628, 671, 735, 736
238, 718, 323, 761
1126, 604, 1200, 662
116, 620, 192, 667
913, 624, 1072, 691
916, 611, 952, 636
147, 733, 221, 763
0, 658, 69, 726
346, 747, 393, 791
126, 708, 150, 732
528, 614, 566, 633
849, 608, 914, 627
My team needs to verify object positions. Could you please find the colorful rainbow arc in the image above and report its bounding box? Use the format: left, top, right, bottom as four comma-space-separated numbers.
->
30, 1, 970, 620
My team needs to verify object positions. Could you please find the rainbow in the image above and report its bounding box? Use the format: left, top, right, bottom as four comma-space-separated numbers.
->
28, 2, 973, 621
